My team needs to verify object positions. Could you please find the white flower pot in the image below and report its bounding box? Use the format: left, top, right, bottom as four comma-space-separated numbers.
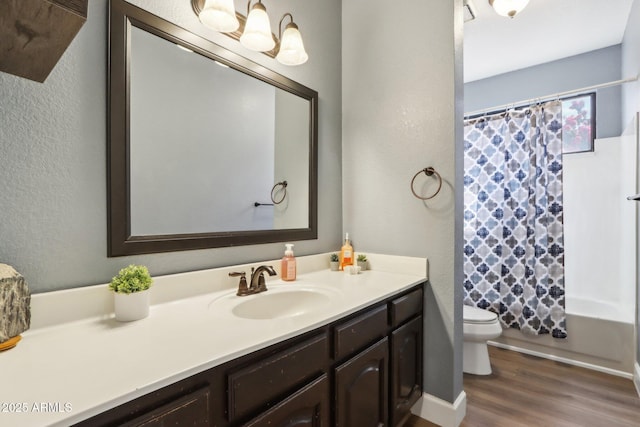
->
114, 290, 150, 322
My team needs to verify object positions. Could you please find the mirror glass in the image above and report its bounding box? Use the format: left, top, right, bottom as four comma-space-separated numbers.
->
129, 27, 310, 235
108, 0, 318, 256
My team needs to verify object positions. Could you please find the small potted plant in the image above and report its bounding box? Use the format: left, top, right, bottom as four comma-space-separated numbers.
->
357, 254, 368, 271
329, 253, 340, 271
109, 264, 153, 322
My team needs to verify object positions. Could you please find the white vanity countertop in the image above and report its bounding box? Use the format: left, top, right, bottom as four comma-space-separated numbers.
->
0, 253, 427, 426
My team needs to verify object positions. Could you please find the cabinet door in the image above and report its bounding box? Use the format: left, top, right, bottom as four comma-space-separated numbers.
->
335, 338, 389, 427
390, 316, 423, 427
244, 375, 329, 427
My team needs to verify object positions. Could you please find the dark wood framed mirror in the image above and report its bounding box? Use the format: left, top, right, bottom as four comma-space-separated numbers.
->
108, 0, 318, 256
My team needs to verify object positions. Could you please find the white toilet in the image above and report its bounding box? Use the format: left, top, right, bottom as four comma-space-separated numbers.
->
463, 305, 502, 375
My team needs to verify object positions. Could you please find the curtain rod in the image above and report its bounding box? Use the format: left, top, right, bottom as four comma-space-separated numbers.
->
464, 75, 639, 118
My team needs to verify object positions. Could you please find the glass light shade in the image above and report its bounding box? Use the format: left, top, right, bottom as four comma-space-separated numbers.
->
489, 0, 530, 18
276, 24, 308, 66
199, 0, 239, 33
240, 3, 275, 52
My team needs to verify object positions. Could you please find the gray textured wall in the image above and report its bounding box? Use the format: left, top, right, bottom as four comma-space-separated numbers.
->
621, 0, 640, 372
0, 0, 343, 293
342, 0, 463, 404
465, 45, 623, 139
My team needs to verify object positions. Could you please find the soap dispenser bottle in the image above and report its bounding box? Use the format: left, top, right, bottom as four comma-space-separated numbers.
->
281, 244, 296, 281
339, 233, 353, 271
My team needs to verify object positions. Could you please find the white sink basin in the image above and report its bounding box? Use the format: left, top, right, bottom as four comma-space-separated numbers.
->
209, 285, 338, 320
233, 289, 332, 319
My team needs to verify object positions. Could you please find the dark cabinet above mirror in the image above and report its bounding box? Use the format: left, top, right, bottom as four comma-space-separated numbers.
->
0, 0, 88, 82
108, 0, 318, 256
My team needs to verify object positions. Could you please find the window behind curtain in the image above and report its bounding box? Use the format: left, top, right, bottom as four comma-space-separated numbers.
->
561, 93, 595, 154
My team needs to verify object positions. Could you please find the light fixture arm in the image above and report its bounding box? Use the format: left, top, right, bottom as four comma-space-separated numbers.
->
278, 13, 294, 40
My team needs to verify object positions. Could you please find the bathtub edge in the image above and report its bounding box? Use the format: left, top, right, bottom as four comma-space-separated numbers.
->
488, 341, 633, 379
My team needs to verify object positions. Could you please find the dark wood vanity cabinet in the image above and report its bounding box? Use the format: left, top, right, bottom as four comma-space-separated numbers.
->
75, 283, 424, 427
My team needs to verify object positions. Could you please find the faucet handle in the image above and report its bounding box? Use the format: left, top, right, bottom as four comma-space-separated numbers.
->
229, 272, 250, 296
229, 271, 246, 277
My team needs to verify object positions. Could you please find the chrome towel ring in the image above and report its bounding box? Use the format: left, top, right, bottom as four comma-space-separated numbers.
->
410, 167, 442, 200
270, 180, 288, 204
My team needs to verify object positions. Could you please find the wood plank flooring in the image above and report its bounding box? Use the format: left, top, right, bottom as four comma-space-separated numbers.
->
406, 346, 640, 427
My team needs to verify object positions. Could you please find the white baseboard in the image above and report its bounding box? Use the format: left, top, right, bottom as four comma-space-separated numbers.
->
634, 362, 640, 398
411, 391, 466, 427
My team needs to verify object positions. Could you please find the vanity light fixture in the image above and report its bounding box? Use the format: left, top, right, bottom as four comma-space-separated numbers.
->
192, 0, 308, 66
198, 0, 239, 32
276, 14, 308, 66
240, 0, 275, 52
489, 0, 529, 18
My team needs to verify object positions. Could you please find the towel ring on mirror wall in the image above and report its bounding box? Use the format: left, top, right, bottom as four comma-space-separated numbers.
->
410, 167, 442, 200
271, 181, 288, 204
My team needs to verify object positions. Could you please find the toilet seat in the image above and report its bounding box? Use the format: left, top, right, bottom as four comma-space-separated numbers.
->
463, 305, 498, 324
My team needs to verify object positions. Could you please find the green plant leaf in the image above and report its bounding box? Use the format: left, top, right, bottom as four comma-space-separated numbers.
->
109, 264, 153, 294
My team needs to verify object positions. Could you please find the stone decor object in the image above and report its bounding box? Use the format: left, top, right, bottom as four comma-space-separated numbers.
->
0, 264, 31, 343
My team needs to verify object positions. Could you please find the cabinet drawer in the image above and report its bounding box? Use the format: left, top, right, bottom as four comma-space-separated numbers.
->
334, 305, 387, 360
389, 288, 423, 327
228, 332, 328, 422
120, 387, 210, 427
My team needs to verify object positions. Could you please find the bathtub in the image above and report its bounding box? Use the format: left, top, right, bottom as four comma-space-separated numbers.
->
489, 297, 635, 378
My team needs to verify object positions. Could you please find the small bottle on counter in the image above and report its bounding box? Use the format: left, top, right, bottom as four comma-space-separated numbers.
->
281, 244, 297, 281
339, 233, 353, 271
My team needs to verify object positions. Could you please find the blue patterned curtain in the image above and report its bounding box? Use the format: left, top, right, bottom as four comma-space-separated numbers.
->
463, 101, 567, 338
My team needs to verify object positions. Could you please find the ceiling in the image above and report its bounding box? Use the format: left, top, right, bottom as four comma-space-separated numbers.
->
463, 0, 635, 82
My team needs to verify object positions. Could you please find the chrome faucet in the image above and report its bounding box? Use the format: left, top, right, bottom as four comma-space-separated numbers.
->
229, 265, 276, 296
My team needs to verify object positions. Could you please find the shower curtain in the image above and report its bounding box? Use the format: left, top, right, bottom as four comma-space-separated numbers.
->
463, 101, 567, 338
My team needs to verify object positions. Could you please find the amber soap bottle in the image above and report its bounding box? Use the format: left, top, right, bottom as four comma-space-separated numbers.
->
281, 244, 296, 281
339, 233, 353, 271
